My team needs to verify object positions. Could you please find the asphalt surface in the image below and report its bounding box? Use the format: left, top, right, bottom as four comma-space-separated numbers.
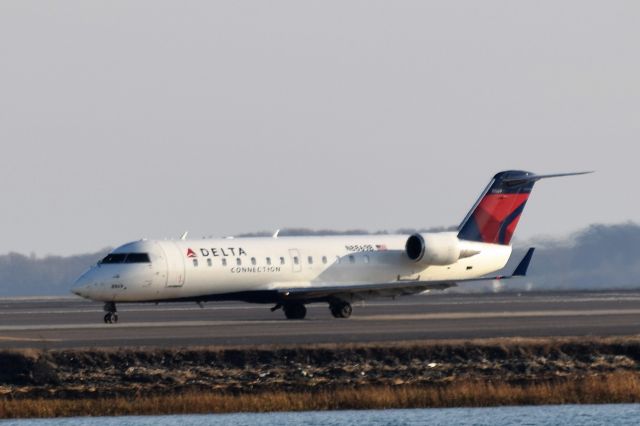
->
1, 291, 640, 349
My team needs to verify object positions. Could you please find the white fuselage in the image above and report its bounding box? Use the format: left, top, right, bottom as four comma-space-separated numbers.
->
72, 232, 512, 303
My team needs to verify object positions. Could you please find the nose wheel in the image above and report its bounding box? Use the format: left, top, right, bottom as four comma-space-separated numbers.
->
103, 302, 118, 324
103, 312, 118, 323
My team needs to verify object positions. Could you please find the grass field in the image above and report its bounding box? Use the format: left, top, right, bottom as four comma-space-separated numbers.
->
2, 372, 640, 418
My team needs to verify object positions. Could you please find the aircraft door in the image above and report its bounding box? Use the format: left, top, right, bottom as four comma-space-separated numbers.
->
161, 241, 186, 287
289, 249, 302, 273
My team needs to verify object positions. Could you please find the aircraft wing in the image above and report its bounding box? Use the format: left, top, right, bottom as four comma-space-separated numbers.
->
276, 248, 535, 302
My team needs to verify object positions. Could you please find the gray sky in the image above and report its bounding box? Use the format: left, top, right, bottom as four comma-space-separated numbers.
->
0, 1, 637, 256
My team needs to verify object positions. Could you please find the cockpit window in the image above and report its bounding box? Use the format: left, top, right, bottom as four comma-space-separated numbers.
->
125, 253, 151, 263
100, 253, 127, 264
100, 253, 150, 264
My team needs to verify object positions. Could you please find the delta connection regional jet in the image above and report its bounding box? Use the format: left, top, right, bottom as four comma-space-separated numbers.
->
72, 170, 589, 323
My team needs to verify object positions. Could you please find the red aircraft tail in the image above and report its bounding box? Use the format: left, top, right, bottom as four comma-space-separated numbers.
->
457, 170, 591, 245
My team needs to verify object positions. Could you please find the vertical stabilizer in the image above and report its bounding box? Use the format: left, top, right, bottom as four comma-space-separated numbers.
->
457, 170, 591, 245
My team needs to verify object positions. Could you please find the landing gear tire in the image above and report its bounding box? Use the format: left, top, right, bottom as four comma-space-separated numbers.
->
103, 302, 118, 324
330, 302, 352, 319
103, 312, 118, 323
283, 303, 307, 320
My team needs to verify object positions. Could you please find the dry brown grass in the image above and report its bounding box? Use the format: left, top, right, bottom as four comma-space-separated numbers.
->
2, 372, 640, 418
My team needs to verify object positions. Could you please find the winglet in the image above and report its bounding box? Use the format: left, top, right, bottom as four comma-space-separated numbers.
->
512, 247, 535, 276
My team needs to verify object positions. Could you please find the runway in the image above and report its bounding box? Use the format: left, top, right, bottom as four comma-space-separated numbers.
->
1, 291, 640, 349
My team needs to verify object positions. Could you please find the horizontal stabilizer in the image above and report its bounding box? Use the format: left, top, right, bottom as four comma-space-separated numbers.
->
512, 247, 535, 277
502, 171, 593, 184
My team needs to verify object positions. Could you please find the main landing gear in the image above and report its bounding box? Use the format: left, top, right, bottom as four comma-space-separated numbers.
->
271, 303, 308, 319
103, 302, 118, 324
329, 301, 352, 319
283, 303, 307, 320
271, 301, 353, 320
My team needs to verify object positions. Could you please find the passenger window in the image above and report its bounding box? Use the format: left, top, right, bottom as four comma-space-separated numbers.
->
280, 257, 285, 265
207, 258, 212, 267
251, 257, 257, 266
322, 256, 327, 264
349, 255, 355, 264
236, 258, 242, 266
193, 259, 198, 267
294, 256, 299, 265
308, 256, 313, 265
266, 257, 272, 266
222, 258, 227, 266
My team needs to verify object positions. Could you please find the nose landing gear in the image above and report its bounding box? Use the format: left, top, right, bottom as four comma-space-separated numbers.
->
103, 302, 118, 324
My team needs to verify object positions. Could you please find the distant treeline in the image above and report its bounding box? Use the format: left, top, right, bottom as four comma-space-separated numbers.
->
0, 223, 639, 297
504, 222, 640, 292
0, 250, 110, 297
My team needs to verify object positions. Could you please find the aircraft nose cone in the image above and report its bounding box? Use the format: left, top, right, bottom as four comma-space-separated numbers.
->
71, 283, 87, 298
71, 273, 93, 298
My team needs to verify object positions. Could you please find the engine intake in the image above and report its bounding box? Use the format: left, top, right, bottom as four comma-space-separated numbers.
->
405, 233, 462, 266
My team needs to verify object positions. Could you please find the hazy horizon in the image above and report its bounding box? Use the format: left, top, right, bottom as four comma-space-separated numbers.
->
2, 220, 631, 258
1, 219, 634, 258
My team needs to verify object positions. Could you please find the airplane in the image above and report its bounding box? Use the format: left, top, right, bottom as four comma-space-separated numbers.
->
71, 170, 589, 323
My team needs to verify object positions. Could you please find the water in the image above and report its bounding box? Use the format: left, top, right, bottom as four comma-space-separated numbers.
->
2, 405, 640, 426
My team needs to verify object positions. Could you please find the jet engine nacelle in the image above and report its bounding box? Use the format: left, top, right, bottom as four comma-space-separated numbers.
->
405, 233, 461, 266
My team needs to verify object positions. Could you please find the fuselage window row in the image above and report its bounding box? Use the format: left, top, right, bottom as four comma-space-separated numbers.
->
186, 253, 356, 268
